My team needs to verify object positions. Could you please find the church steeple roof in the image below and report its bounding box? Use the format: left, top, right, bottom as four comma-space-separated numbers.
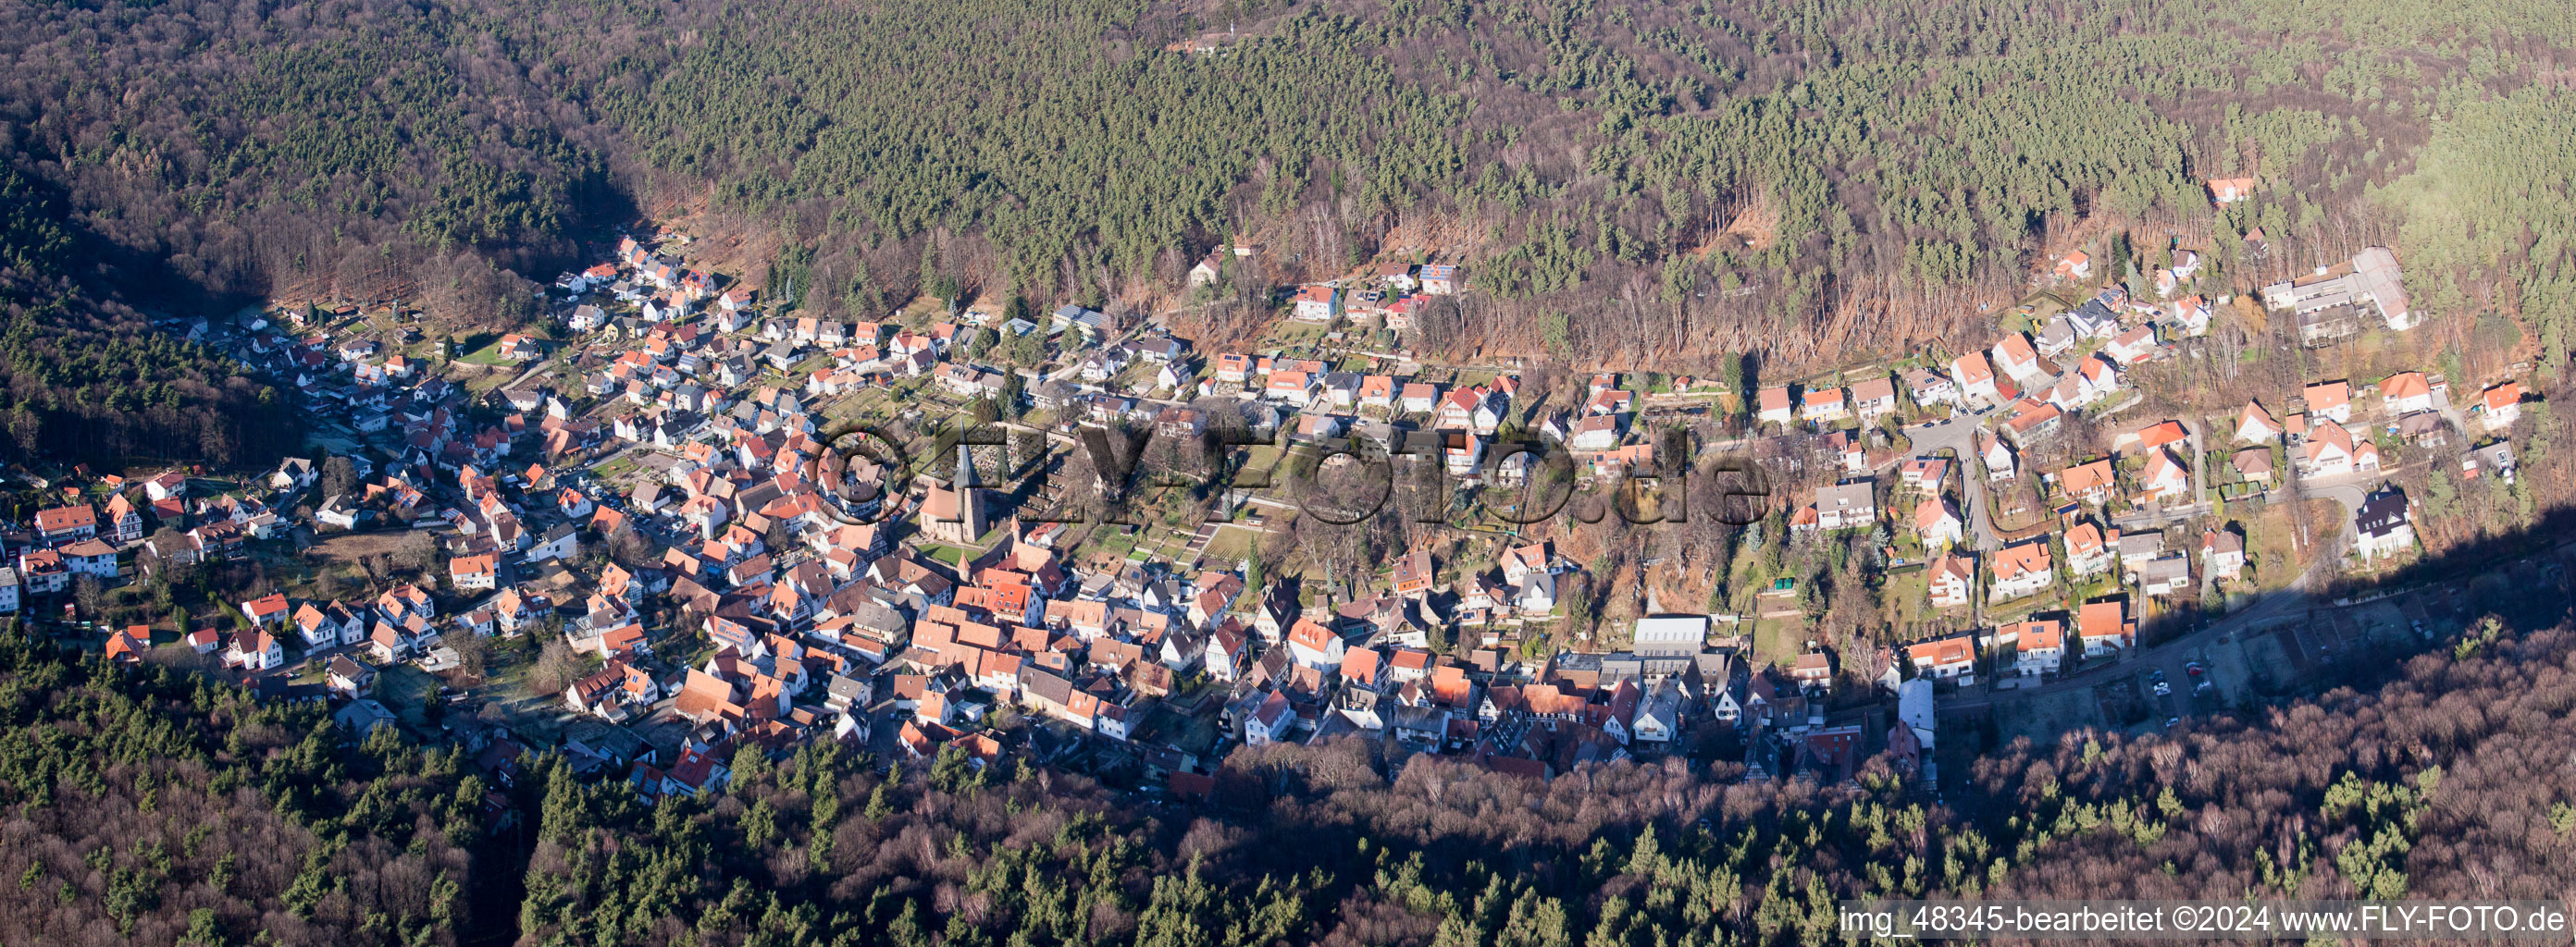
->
954, 439, 981, 489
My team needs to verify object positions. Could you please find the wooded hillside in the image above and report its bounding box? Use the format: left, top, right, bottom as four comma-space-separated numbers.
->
511, 615, 2576, 947
7, 0, 2576, 379
0, 637, 482, 947
0, 574, 2572, 945
0, 170, 299, 468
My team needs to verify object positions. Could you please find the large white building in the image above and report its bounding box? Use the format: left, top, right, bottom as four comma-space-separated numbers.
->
2262, 246, 2414, 334
1631, 616, 1709, 658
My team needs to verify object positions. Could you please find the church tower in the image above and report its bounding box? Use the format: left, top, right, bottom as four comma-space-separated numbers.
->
922, 438, 992, 546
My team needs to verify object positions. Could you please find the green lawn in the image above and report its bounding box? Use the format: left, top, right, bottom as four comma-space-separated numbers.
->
1750, 617, 1806, 668
1201, 524, 1257, 564
1881, 571, 1935, 632
1085, 530, 1140, 561
1257, 321, 1330, 350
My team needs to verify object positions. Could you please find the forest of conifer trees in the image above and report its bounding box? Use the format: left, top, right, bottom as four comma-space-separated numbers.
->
2, 601, 2572, 946
6, 0, 2576, 395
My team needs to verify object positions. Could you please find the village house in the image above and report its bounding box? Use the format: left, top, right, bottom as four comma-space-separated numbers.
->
2232, 447, 2276, 486
242, 593, 291, 630
1568, 414, 1623, 451
1812, 481, 1876, 531
2005, 619, 2065, 676
1292, 286, 1341, 322
1990, 334, 2045, 384
2305, 381, 2352, 424
1849, 375, 1898, 423
1913, 497, 1963, 549
2113, 529, 2165, 571
2076, 600, 2134, 656
2103, 326, 2160, 364
1400, 382, 1441, 413
2065, 522, 2112, 577
2478, 381, 2522, 431
2201, 529, 2246, 581
58, 539, 117, 581
2300, 419, 2379, 477
2469, 440, 2517, 484
2116, 420, 2186, 455
2235, 400, 2282, 444
2353, 487, 2414, 560
2046, 355, 2121, 408
1285, 618, 1346, 670
223, 629, 286, 671
295, 601, 365, 648
1926, 552, 1975, 609
1214, 352, 1252, 383
1801, 387, 1851, 424
326, 655, 376, 698
1358, 375, 1396, 409
1393, 550, 1436, 597
1980, 433, 2017, 481
1990, 540, 2054, 600
2379, 372, 2433, 415
1244, 691, 1294, 745
1904, 369, 1955, 407
452, 554, 498, 591
34, 504, 97, 545
1951, 351, 2000, 403
103, 626, 147, 664
2169, 295, 2213, 337
1319, 371, 1363, 407
2003, 400, 2062, 442
1756, 386, 1795, 426
1418, 264, 1461, 294
2058, 459, 2116, 506
1499, 542, 1554, 586
1790, 653, 1834, 694
2138, 449, 2190, 503
2130, 556, 2192, 597
1904, 636, 1976, 684
498, 334, 544, 362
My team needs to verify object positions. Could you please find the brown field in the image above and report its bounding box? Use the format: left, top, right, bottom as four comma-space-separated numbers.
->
306, 530, 419, 567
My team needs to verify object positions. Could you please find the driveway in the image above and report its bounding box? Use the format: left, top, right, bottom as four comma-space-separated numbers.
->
1910, 416, 2000, 552
2290, 474, 2374, 582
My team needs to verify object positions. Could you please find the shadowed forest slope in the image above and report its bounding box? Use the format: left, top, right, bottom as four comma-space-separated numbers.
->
0, 638, 486, 947
504, 614, 2576, 947
0, 551, 2571, 945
